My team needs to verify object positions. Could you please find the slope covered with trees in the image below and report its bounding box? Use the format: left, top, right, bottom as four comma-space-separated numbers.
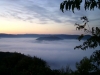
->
0, 52, 53, 75
0, 51, 99, 75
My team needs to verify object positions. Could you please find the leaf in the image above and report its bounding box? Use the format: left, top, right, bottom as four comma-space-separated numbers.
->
60, 3, 64, 12
78, 34, 84, 41
69, 2, 71, 10
72, 4, 75, 13
92, 27, 94, 35
65, 3, 68, 10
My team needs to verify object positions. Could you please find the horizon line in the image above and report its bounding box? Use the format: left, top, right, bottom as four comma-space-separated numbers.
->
0, 33, 90, 35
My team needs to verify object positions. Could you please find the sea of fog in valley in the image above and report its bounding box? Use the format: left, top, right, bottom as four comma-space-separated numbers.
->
0, 38, 99, 70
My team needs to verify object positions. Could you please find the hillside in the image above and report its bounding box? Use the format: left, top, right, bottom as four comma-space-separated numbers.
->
0, 33, 91, 40
0, 52, 53, 75
36, 36, 63, 41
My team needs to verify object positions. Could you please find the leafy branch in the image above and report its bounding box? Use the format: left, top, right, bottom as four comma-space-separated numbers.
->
74, 16, 100, 50
60, 0, 100, 13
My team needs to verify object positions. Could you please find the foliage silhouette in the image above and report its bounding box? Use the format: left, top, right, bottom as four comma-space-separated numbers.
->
60, 0, 100, 13
90, 50, 100, 74
60, 1, 100, 50
75, 50, 100, 75
75, 57, 93, 75
74, 16, 100, 50
0, 52, 53, 75
0, 51, 75, 75
60, 0, 100, 74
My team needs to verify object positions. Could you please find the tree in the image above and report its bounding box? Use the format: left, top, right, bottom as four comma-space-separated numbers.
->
75, 50, 100, 75
60, 0, 100, 50
60, 65, 73, 75
60, 0, 100, 13
0, 52, 52, 75
90, 50, 100, 73
74, 16, 100, 50
60, 0, 100, 74
75, 57, 93, 75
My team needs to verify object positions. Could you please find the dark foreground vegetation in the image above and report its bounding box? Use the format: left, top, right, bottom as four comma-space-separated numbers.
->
0, 51, 99, 75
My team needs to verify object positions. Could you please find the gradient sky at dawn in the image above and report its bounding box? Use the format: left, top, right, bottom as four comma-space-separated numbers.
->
0, 0, 100, 34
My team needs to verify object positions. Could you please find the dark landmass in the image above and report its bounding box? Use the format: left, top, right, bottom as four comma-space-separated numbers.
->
0, 33, 91, 40
0, 51, 53, 75
0, 51, 98, 75
36, 36, 63, 41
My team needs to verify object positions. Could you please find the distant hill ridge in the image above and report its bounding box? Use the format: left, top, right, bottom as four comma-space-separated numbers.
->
36, 36, 63, 41
0, 33, 91, 39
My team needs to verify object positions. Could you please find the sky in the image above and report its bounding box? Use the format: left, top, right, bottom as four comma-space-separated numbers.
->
0, 0, 100, 34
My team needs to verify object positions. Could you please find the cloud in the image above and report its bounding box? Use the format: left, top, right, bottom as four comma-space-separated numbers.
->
0, 0, 73, 24
0, 0, 100, 25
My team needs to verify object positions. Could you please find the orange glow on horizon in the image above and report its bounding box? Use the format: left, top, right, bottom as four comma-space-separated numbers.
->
0, 17, 78, 35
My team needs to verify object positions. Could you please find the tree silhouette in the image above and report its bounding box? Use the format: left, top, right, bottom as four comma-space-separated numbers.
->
60, 0, 100, 50
60, 0, 100, 13
74, 16, 100, 50
0, 52, 52, 75
90, 50, 100, 74
75, 50, 100, 75
0, 52, 74, 75
60, 0, 100, 74
75, 57, 93, 75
